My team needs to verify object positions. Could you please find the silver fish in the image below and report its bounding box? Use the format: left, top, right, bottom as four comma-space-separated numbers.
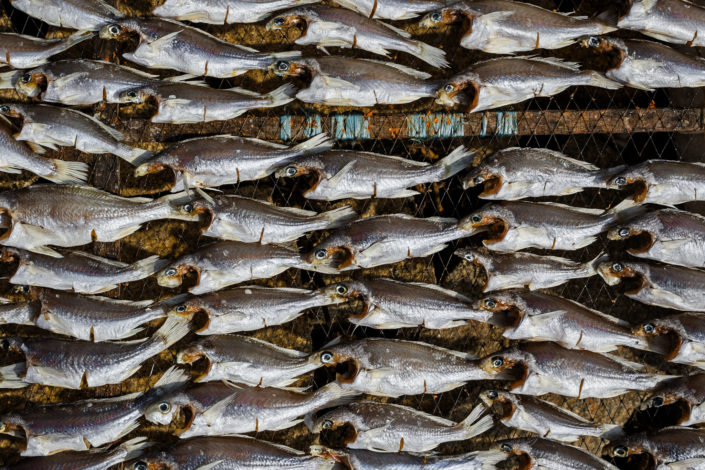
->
637, 312, 705, 369
463, 147, 624, 200
436, 56, 621, 110
1, 248, 166, 294
420, 0, 615, 54
642, 374, 705, 426
598, 259, 705, 311
177, 334, 322, 387
0, 102, 151, 164
481, 342, 675, 399
618, 0, 705, 47
317, 338, 497, 397
312, 401, 493, 452
493, 437, 619, 470
134, 133, 331, 191
480, 390, 623, 442
0, 185, 198, 257
9, 0, 125, 31
100, 17, 300, 77
330, 0, 444, 20
267, 5, 448, 68
275, 146, 473, 200
457, 247, 600, 291
0, 31, 92, 69
0, 121, 87, 185
156, 241, 312, 295
326, 278, 496, 329
608, 208, 705, 269
270, 56, 436, 107
3, 316, 190, 389
153, 0, 320, 24
0, 298, 39, 326
605, 427, 705, 467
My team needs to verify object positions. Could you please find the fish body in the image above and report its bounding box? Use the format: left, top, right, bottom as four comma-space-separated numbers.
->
267, 5, 447, 68
495, 437, 619, 470
0, 31, 92, 69
618, 0, 705, 47
330, 0, 443, 20
276, 146, 473, 200
153, 0, 320, 23
608, 159, 705, 205
637, 312, 705, 369
642, 374, 705, 426
0, 300, 39, 326
605, 427, 705, 467
435, 57, 620, 110
9, 0, 124, 30
463, 147, 624, 200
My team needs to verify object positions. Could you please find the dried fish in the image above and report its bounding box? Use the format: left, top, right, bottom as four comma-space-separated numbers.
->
636, 312, 705, 369
0, 31, 92, 69
312, 401, 493, 452
7, 437, 149, 469
618, 0, 705, 47
493, 437, 619, 470
9, 0, 125, 31
153, 0, 320, 24
0, 298, 39, 327
605, 427, 705, 467
642, 374, 705, 426
275, 146, 473, 200
330, 0, 444, 20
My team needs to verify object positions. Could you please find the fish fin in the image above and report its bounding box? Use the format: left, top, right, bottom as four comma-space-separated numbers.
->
8, 222, 62, 255
472, 450, 508, 469
325, 161, 356, 188
416, 243, 449, 257
71, 251, 129, 267
105, 418, 141, 446
316, 205, 357, 229
164, 73, 202, 83
24, 363, 82, 389
316, 45, 331, 55
600, 424, 624, 441
585, 71, 622, 90
314, 381, 360, 409
658, 238, 692, 251
117, 436, 152, 460
0, 164, 23, 174
661, 458, 705, 470
271, 50, 302, 60
0, 70, 19, 89
0, 363, 27, 389
44, 159, 89, 185
234, 43, 260, 53
379, 21, 411, 38
154, 365, 190, 389
145, 30, 183, 50
199, 393, 235, 425
225, 86, 261, 97
533, 201, 604, 215
384, 189, 420, 198
152, 316, 191, 349
434, 145, 474, 178
600, 352, 644, 371
457, 405, 493, 438
26, 244, 63, 258
320, 74, 359, 90
265, 83, 296, 107
194, 462, 225, 470
607, 198, 648, 222
129, 255, 169, 278
96, 224, 143, 242
123, 148, 153, 165
406, 281, 472, 301
292, 132, 333, 155
360, 58, 431, 80
526, 56, 581, 71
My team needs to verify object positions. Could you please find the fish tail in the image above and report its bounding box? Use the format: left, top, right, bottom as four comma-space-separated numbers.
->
44, 159, 90, 185
595, 7, 620, 29
152, 316, 191, 349
582, 251, 608, 277
291, 133, 334, 156
607, 198, 648, 224
458, 405, 494, 439
600, 423, 625, 441
0, 70, 19, 90
433, 145, 475, 179
123, 147, 154, 166
264, 83, 296, 108
315, 381, 360, 407
0, 363, 27, 389
116, 436, 151, 460
584, 71, 622, 90
61, 30, 95, 50
412, 39, 449, 68
129, 255, 169, 278
316, 205, 357, 230
474, 450, 508, 469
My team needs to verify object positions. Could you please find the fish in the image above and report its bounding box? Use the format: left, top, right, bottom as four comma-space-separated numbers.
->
312, 401, 493, 452
605, 427, 705, 468
156, 241, 313, 295
307, 214, 469, 272
275, 146, 473, 200
597, 259, 705, 311
2, 316, 190, 389
117, 81, 295, 124
480, 342, 675, 399
9, 0, 125, 31
480, 390, 624, 442
177, 334, 322, 386
0, 298, 39, 326
641, 374, 705, 426
435, 56, 621, 110
329, 0, 444, 20
266, 5, 448, 68
473, 289, 651, 352
493, 437, 619, 470
636, 312, 705, 369
456, 247, 600, 291
144, 381, 358, 437
100, 17, 300, 77
125, 436, 337, 470
270, 56, 437, 107
315, 338, 497, 397
134, 133, 332, 191
462, 147, 624, 200
607, 160, 705, 206
0, 367, 186, 456
618, 0, 705, 47
153, 0, 320, 24
0, 31, 93, 69
0, 185, 199, 257
326, 278, 497, 329
0, 248, 167, 294
177, 194, 356, 243
0, 102, 151, 163
607, 208, 705, 269
583, 36, 705, 90
0, 121, 87, 185
419, 0, 616, 54
167, 285, 341, 335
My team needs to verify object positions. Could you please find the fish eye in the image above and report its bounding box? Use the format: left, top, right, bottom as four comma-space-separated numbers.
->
284, 166, 297, 177
491, 356, 504, 368
0, 105, 8, 114
615, 176, 627, 186
21, 286, 30, 294
182, 203, 193, 213
108, 24, 121, 35
611, 262, 623, 273
642, 322, 655, 334
158, 402, 171, 413
484, 298, 497, 309
618, 227, 631, 238
274, 17, 285, 25
320, 351, 334, 363
335, 284, 347, 295
444, 83, 455, 93
486, 390, 498, 399
651, 396, 664, 407
321, 419, 333, 429
127, 90, 137, 98
164, 268, 177, 277
613, 446, 629, 458
588, 36, 600, 47
0, 339, 8, 350
277, 60, 290, 71
500, 443, 512, 452
20, 74, 31, 84
430, 11, 442, 22
314, 249, 328, 260
175, 304, 187, 313
470, 214, 482, 223
473, 176, 484, 185
463, 253, 474, 261
134, 461, 148, 470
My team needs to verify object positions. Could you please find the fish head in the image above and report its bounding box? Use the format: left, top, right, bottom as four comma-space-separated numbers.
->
605, 437, 652, 463
479, 390, 517, 420
99, 22, 132, 40
126, 456, 177, 470
597, 260, 642, 289
167, 299, 202, 322
0, 337, 22, 354
458, 205, 506, 238
606, 170, 649, 203
269, 58, 310, 78
463, 166, 502, 195
315, 345, 361, 383
144, 392, 189, 426
608, 223, 654, 254
309, 446, 349, 464
0, 417, 23, 438
480, 348, 526, 385
633, 319, 683, 360
306, 238, 355, 272
581, 36, 627, 69
0, 103, 23, 120
493, 438, 534, 468
14, 70, 46, 99
266, 12, 308, 32
418, 7, 464, 28
473, 292, 523, 330
435, 74, 479, 108
275, 162, 316, 179
118, 86, 152, 104
176, 342, 208, 367
157, 263, 198, 289
311, 406, 360, 444
134, 160, 168, 178
321, 281, 366, 304
641, 379, 697, 423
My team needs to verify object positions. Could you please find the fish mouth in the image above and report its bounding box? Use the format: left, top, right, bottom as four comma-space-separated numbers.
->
480, 300, 523, 330
597, 262, 642, 291
176, 348, 205, 366
333, 358, 360, 383
624, 231, 654, 255
478, 176, 502, 197
14, 73, 45, 98
437, 81, 479, 110
317, 421, 358, 447
634, 323, 681, 358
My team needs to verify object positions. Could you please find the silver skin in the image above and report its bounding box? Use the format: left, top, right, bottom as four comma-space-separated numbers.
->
275, 146, 473, 200
605, 427, 705, 467
637, 312, 705, 369
642, 374, 705, 426
1, 248, 167, 294
317, 338, 498, 397
435, 57, 620, 110
607, 160, 705, 206
167, 285, 342, 335
0, 103, 150, 163
134, 133, 332, 191
126, 436, 336, 470
0, 122, 87, 185
3, 316, 190, 389
0, 299, 39, 326
308, 214, 470, 272
144, 381, 357, 438
480, 390, 623, 442
266, 5, 448, 68
9, 0, 124, 31
0, 31, 92, 69
270, 56, 437, 107
608, 208, 705, 269
598, 259, 705, 311
463, 147, 624, 200
482, 342, 675, 399
420, 0, 616, 54
618, 0, 705, 47
312, 401, 493, 452
0, 185, 198, 257
494, 437, 619, 470
330, 0, 444, 20
473, 290, 650, 353
328, 278, 495, 329
457, 247, 599, 292
153, 0, 320, 24
176, 334, 322, 387
100, 17, 300, 78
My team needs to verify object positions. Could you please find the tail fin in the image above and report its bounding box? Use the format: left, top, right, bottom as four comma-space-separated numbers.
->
0, 363, 27, 389
585, 71, 622, 90
265, 83, 296, 108
316, 205, 357, 230
60, 30, 95, 52
413, 40, 449, 68
581, 250, 608, 277
43, 159, 89, 185
600, 423, 625, 441
457, 405, 494, 439
122, 147, 154, 165
433, 145, 475, 179
474, 450, 508, 469
596, 7, 620, 29
128, 255, 169, 279
291, 133, 333, 156
0, 71, 19, 89
115, 436, 151, 461
153, 316, 191, 349
607, 198, 648, 224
